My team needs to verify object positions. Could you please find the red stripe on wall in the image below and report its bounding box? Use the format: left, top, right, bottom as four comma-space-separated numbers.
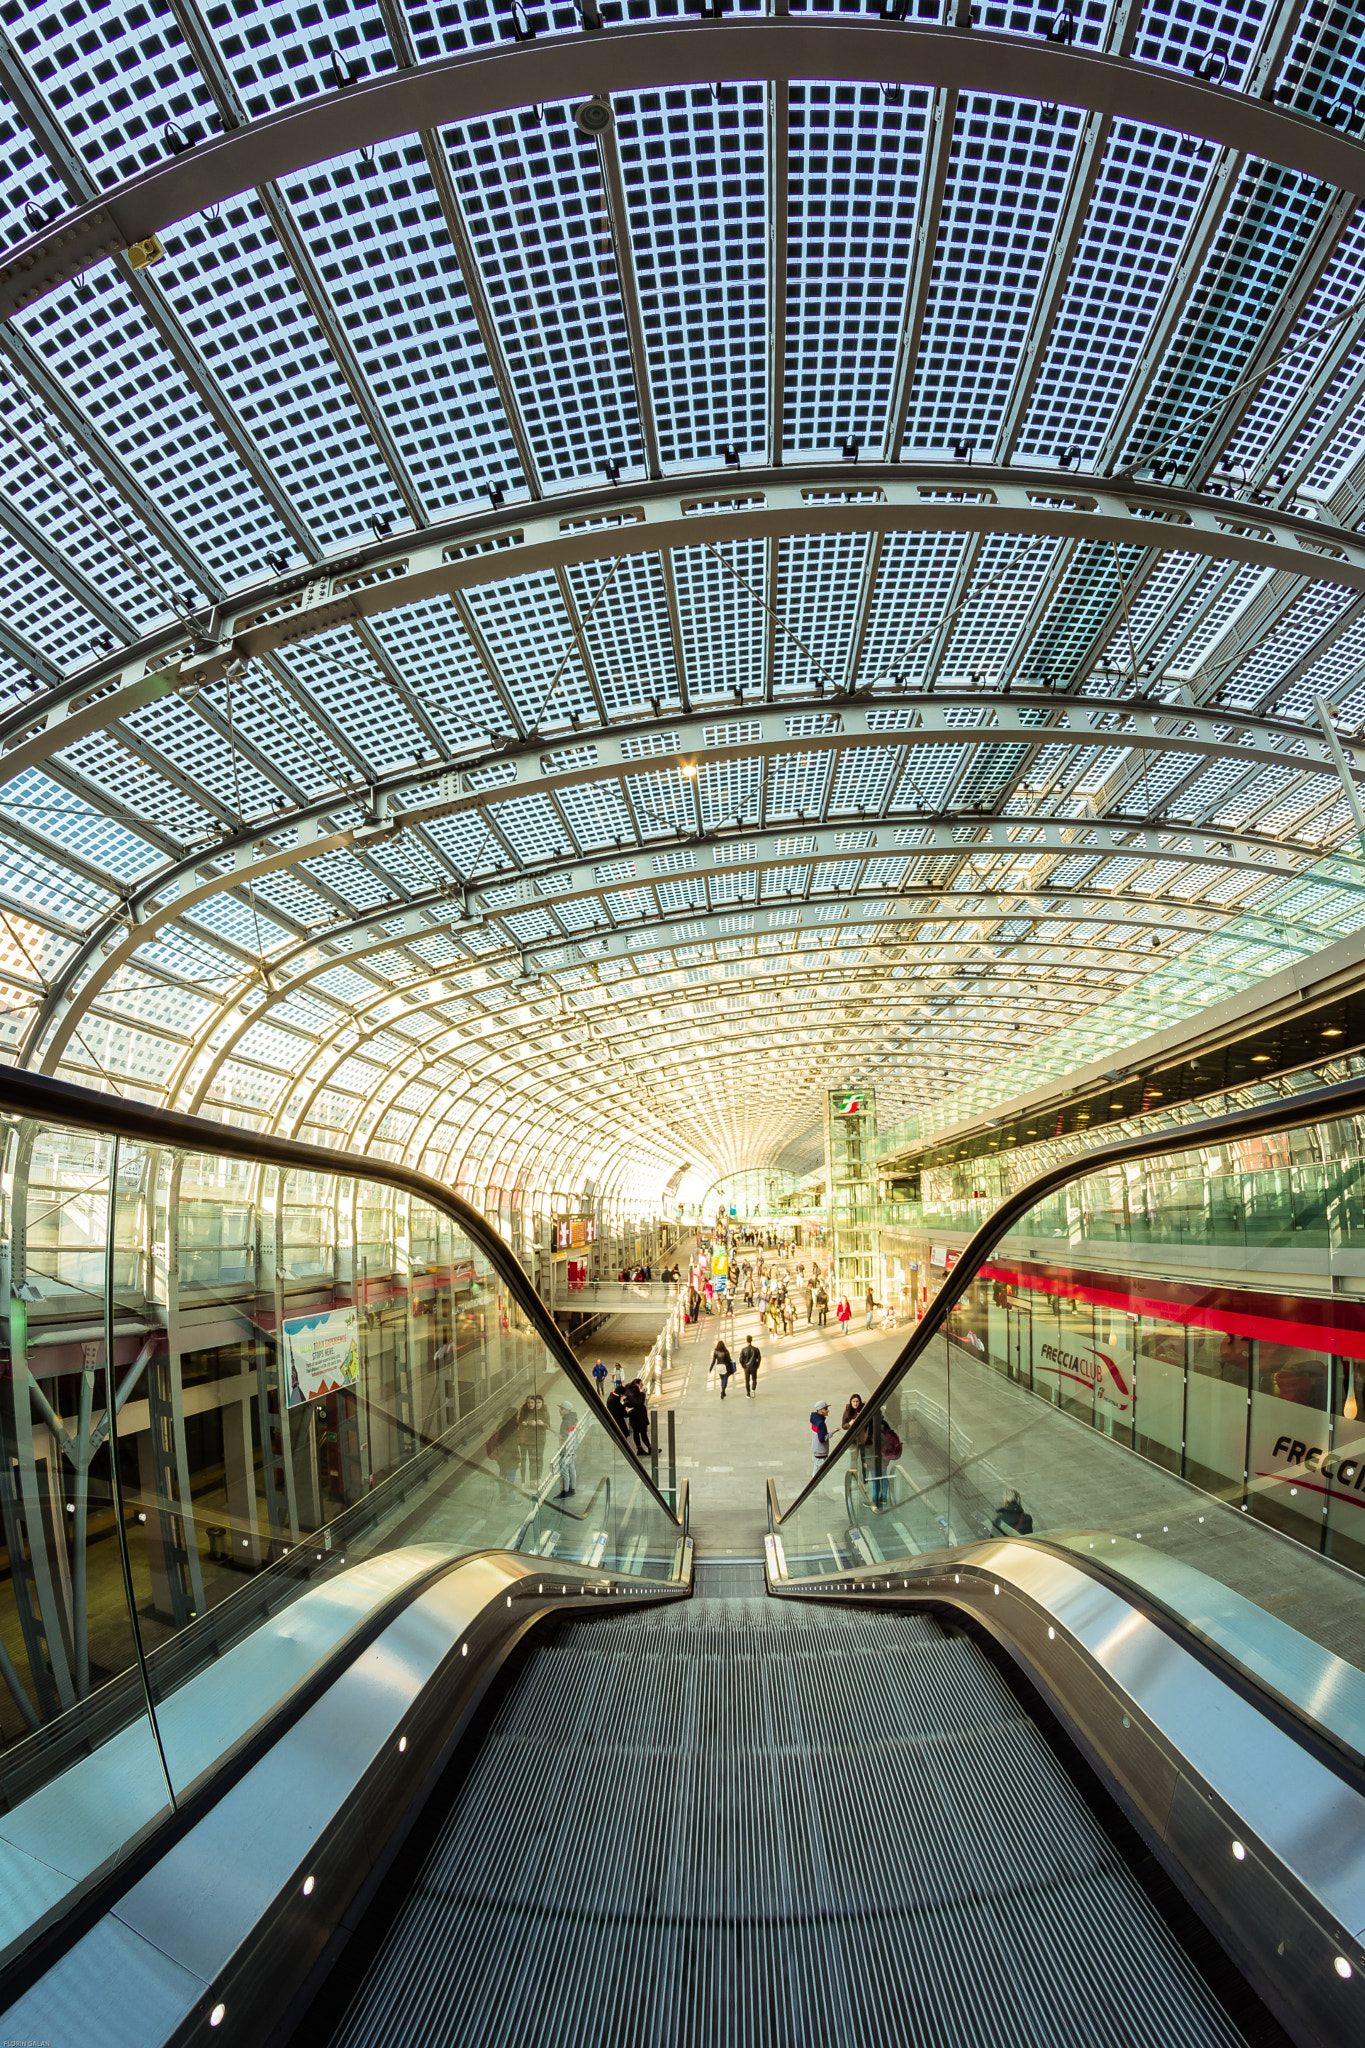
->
979, 1259, 1365, 1362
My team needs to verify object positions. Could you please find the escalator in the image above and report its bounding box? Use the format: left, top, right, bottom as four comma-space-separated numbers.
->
2, 1070, 1365, 2048
303, 1563, 1269, 2048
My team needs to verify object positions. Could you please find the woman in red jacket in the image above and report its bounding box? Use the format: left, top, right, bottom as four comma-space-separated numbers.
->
835, 1292, 853, 1336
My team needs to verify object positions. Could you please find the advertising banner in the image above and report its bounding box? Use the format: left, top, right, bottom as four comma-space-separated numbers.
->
710, 1249, 729, 1278
283, 1305, 359, 1409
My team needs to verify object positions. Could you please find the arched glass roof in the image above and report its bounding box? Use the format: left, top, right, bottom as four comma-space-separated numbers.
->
2, 0, 1365, 1209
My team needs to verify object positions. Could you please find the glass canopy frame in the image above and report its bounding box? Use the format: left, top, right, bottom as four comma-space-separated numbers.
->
1, 2, 1365, 1206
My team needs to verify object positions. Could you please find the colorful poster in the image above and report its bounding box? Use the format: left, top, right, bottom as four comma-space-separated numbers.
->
282, 1305, 359, 1408
710, 1248, 728, 1278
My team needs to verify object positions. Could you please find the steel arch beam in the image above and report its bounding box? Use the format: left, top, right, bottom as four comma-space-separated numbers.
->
169, 943, 1145, 1150
5, 24, 1365, 324
94, 833, 1321, 1114
20, 667, 1355, 1038
11, 465, 1365, 767
34, 812, 1333, 1085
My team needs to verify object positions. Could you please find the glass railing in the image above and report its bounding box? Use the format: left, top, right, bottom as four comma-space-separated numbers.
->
882, 1150, 1365, 1247
0, 1073, 683, 1972
771, 1075, 1365, 1767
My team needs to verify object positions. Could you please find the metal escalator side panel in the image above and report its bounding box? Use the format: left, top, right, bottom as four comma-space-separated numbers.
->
770, 1544, 1365, 2048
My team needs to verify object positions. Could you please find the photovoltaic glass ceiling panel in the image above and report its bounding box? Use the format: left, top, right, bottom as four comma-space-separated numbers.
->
2, 0, 1365, 1187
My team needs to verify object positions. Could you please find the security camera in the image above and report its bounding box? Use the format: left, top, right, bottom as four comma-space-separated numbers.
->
575, 98, 613, 134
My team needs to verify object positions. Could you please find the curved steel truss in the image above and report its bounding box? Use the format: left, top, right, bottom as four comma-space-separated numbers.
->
3, 0, 1365, 1210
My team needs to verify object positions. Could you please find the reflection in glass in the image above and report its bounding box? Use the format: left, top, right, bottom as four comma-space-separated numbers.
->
0, 1114, 680, 1970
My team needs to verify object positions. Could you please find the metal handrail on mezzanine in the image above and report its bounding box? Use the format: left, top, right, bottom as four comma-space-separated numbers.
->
771, 1068, 1365, 1529
0, 1065, 685, 1527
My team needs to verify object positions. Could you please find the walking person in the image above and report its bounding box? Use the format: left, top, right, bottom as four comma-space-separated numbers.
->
739, 1334, 761, 1397
803, 1280, 815, 1325
611, 1363, 626, 1396
623, 1378, 651, 1455
712, 1336, 736, 1399
835, 1291, 852, 1337
591, 1358, 608, 1400
815, 1283, 829, 1328
605, 1384, 629, 1440
810, 1400, 832, 1475
864, 1286, 878, 1331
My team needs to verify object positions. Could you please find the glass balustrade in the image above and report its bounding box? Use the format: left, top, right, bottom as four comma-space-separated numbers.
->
774, 1105, 1365, 1766
0, 1110, 681, 1971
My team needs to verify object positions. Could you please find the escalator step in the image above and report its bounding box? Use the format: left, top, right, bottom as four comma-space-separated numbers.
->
325, 1601, 1249, 2048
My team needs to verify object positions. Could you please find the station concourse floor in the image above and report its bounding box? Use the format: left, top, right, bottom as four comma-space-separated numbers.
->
658, 1292, 908, 1557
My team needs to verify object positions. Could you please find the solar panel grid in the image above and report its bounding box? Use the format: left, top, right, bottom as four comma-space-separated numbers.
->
123, 682, 287, 813
1122, 160, 1327, 477
237, 658, 361, 788
1219, 583, 1356, 709
785, 82, 929, 456
773, 529, 870, 689
364, 599, 509, 754
14, 270, 281, 589
1220, 208, 1365, 478
152, 195, 399, 543
1236, 769, 1339, 837
670, 536, 766, 697
562, 550, 678, 712
1019, 540, 1142, 685
621, 83, 766, 466
937, 532, 1058, 678
1158, 559, 1271, 671
0, 372, 190, 633
283, 141, 523, 507
764, 744, 829, 817
902, 95, 1083, 455
1016, 123, 1219, 462
302, 844, 399, 904
553, 776, 637, 843
0, 529, 119, 670
449, 101, 641, 482
464, 568, 598, 726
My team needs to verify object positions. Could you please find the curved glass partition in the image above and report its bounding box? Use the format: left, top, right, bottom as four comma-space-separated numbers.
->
771, 1084, 1365, 1766
0, 1089, 682, 1972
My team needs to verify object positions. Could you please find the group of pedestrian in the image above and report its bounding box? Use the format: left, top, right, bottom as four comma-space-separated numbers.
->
808, 1391, 904, 1484
710, 1334, 762, 1399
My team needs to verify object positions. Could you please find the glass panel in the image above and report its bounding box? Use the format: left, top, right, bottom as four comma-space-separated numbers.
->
0, 1122, 171, 1970
775, 1115, 1365, 1766
0, 1114, 681, 1970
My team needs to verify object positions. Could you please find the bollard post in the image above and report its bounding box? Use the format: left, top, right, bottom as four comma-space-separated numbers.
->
649, 1406, 660, 1490
667, 1407, 676, 1506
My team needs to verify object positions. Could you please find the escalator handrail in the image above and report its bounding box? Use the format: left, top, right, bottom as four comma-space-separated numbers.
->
774, 1066, 1365, 1523
0, 1065, 682, 1523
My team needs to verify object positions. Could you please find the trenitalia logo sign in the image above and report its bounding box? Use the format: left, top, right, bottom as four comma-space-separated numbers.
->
1037, 1340, 1132, 1413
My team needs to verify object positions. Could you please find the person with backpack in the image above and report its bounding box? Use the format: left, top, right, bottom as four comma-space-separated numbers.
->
739, 1335, 761, 1397
810, 1401, 832, 1474
992, 1490, 1034, 1537
711, 1336, 736, 1399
